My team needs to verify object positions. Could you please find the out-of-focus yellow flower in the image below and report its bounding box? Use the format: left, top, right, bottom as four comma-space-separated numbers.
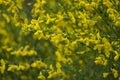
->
107, 8, 116, 14
48, 71, 58, 79
18, 64, 25, 70
31, 60, 47, 69
33, 30, 44, 40
108, 14, 116, 21
0, 59, 6, 74
2, 13, 10, 23
67, 58, 73, 64
79, 1, 85, 7
16, 0, 24, 9
96, 32, 101, 39
103, 72, 109, 78
85, 3, 94, 11
104, 51, 110, 58
49, 64, 54, 70
114, 51, 119, 61
56, 62, 61, 69
20, 75, 28, 80
88, 20, 97, 27
115, 20, 120, 26
46, 14, 56, 24
55, 51, 67, 63
38, 72, 46, 80
68, 12, 76, 23
11, 45, 37, 56
0, 0, 3, 4
94, 55, 108, 66
102, 37, 112, 50
34, 0, 46, 8
94, 44, 103, 53
79, 60, 83, 64
7, 65, 18, 72
103, 1, 113, 8
48, 69, 66, 79
111, 68, 118, 78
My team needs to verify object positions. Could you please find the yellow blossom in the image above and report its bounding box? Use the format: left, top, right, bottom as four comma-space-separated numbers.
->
33, 30, 44, 40
103, 72, 109, 78
94, 55, 108, 66
94, 44, 103, 53
114, 51, 119, 61
103, 1, 113, 8
0, 59, 6, 74
68, 12, 76, 23
115, 20, 120, 26
31, 60, 47, 69
0, 0, 3, 4
7, 65, 18, 72
46, 14, 56, 24
18, 64, 25, 70
85, 3, 94, 11
67, 58, 73, 64
79, 60, 83, 64
2, 13, 10, 23
38, 72, 46, 80
111, 68, 118, 78
56, 62, 61, 69
55, 51, 67, 63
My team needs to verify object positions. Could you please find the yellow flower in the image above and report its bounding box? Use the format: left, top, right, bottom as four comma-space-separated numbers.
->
103, 1, 113, 8
104, 50, 110, 58
2, 13, 10, 23
102, 37, 112, 50
103, 72, 109, 78
55, 51, 67, 63
115, 21, 120, 26
33, 30, 44, 40
48, 68, 66, 79
48, 71, 58, 79
79, 1, 85, 7
114, 51, 119, 61
31, 60, 47, 69
24, 63, 30, 70
18, 65, 25, 70
111, 68, 118, 78
11, 45, 37, 56
46, 14, 56, 24
108, 14, 116, 21
68, 12, 76, 23
107, 8, 116, 14
0, 59, 6, 74
85, 3, 94, 11
94, 55, 108, 66
79, 60, 83, 64
56, 62, 61, 69
16, 0, 24, 9
94, 44, 103, 53
88, 20, 97, 27
7, 65, 18, 72
49, 64, 54, 71
67, 58, 73, 64
96, 32, 101, 39
38, 72, 46, 80
28, 50, 37, 56
0, 0, 3, 4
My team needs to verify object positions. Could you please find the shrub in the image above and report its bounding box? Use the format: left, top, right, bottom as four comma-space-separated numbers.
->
0, 0, 120, 80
